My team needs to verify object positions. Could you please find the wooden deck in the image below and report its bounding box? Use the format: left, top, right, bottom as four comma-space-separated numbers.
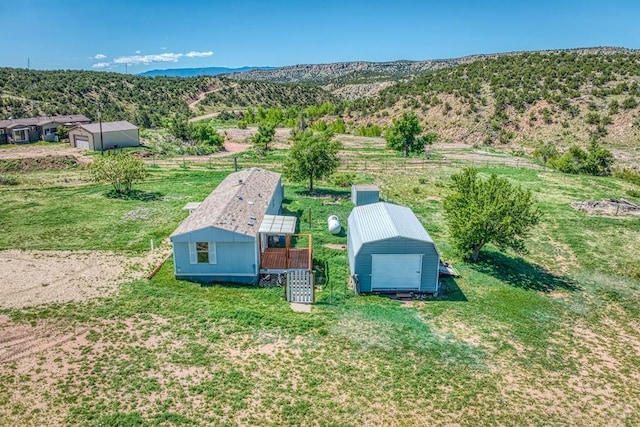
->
260, 248, 311, 272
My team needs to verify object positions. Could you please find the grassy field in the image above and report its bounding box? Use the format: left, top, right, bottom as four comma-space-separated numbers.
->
1, 144, 639, 426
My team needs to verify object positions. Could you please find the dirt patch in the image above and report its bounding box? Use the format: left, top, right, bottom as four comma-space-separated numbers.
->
0, 155, 80, 172
571, 199, 640, 217
0, 246, 170, 309
323, 243, 346, 250
0, 144, 89, 161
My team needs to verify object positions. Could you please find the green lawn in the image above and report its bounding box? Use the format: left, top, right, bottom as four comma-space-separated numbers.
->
1, 153, 639, 426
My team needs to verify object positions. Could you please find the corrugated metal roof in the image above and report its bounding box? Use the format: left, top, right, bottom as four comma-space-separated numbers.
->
76, 121, 138, 133
0, 115, 90, 128
348, 202, 434, 255
171, 168, 281, 238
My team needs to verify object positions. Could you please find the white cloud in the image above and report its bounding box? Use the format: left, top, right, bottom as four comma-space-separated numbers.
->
135, 50, 141, 54
92, 62, 111, 69
185, 51, 213, 58
94, 53, 107, 60
113, 53, 183, 65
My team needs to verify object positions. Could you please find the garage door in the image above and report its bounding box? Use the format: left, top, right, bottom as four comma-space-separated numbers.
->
74, 136, 89, 150
371, 254, 422, 290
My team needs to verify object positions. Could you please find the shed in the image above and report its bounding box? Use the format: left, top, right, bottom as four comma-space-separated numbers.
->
347, 202, 439, 293
69, 121, 139, 151
170, 168, 284, 284
351, 185, 380, 206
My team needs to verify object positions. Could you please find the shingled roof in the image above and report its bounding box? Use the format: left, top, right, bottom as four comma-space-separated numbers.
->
0, 114, 90, 129
171, 168, 281, 238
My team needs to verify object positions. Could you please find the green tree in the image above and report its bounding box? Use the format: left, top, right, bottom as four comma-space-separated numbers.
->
88, 154, 148, 194
55, 125, 69, 141
252, 123, 276, 151
165, 115, 190, 140
284, 131, 341, 192
443, 168, 541, 262
189, 121, 224, 147
385, 112, 423, 157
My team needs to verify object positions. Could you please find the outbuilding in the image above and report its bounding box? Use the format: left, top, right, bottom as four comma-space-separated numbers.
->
347, 202, 440, 294
170, 168, 284, 284
69, 120, 139, 151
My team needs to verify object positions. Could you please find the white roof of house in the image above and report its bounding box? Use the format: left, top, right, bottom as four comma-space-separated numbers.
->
182, 202, 202, 211
348, 202, 434, 256
76, 121, 138, 133
171, 168, 281, 239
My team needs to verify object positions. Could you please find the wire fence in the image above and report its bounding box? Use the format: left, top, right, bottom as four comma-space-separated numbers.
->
148, 153, 547, 173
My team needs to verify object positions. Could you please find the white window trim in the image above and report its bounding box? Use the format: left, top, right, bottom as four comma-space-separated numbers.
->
188, 242, 217, 265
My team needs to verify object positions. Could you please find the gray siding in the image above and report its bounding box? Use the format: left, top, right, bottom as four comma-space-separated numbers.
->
98, 129, 140, 149
173, 239, 258, 284
69, 128, 139, 150
350, 237, 439, 293
69, 128, 94, 149
171, 225, 260, 284
268, 181, 283, 215
351, 186, 380, 206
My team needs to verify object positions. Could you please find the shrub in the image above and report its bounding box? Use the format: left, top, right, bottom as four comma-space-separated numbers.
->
614, 168, 640, 185
622, 96, 638, 109
0, 174, 19, 185
331, 172, 356, 188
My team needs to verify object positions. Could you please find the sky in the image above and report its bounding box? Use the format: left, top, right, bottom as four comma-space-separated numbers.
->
1, 0, 639, 73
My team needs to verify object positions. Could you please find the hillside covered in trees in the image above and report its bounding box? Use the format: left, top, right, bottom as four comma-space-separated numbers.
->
0, 69, 336, 127
343, 51, 640, 147
2, 49, 640, 152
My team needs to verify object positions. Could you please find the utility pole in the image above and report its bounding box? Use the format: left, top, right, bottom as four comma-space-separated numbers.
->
97, 104, 104, 154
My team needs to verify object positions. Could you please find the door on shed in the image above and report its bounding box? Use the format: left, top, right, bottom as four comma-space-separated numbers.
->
74, 135, 89, 149
371, 254, 422, 290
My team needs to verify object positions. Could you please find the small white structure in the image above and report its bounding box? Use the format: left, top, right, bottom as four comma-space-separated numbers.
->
327, 215, 341, 235
351, 185, 380, 206
69, 121, 140, 151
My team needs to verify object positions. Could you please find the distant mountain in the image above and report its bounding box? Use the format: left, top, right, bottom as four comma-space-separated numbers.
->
229, 47, 638, 84
140, 66, 275, 78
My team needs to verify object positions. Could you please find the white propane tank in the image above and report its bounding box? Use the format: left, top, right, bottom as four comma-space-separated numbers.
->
327, 215, 341, 235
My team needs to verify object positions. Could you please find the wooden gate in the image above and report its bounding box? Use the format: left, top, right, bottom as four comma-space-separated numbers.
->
286, 269, 314, 303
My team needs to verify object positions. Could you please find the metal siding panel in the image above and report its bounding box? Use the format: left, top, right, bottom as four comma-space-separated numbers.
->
371, 254, 421, 290
354, 238, 439, 293
420, 245, 440, 292
101, 129, 140, 149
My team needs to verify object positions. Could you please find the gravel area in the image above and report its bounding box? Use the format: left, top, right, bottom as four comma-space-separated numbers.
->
0, 247, 170, 309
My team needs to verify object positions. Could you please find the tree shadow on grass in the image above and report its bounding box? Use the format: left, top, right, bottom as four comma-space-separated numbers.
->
470, 251, 580, 293
294, 187, 350, 199
105, 189, 164, 201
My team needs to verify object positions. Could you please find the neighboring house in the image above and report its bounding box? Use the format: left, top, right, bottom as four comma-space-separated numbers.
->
0, 114, 91, 144
68, 121, 140, 151
347, 202, 440, 294
170, 168, 285, 284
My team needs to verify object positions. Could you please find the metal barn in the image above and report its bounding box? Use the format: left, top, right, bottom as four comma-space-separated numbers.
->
69, 121, 139, 151
351, 185, 380, 206
347, 202, 440, 293
170, 168, 284, 284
